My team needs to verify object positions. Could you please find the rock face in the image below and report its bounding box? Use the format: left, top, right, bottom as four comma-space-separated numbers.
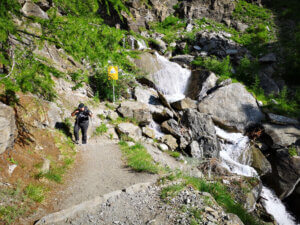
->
198, 83, 265, 132
98, 0, 178, 32
170, 55, 195, 67
116, 123, 142, 141
22, 1, 49, 19
177, 0, 236, 22
267, 113, 299, 126
181, 109, 220, 158
263, 149, 300, 200
117, 101, 152, 126
185, 70, 218, 101
263, 123, 300, 147
0, 103, 16, 154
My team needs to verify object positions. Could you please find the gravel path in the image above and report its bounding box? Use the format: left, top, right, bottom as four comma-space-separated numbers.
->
52, 138, 157, 211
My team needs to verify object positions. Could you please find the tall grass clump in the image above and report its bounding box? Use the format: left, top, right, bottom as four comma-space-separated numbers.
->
119, 141, 160, 174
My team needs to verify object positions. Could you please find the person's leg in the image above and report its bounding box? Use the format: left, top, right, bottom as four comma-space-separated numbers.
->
81, 122, 89, 144
74, 123, 80, 144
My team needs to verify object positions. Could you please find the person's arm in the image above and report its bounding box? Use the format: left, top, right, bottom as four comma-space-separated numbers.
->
88, 110, 93, 118
71, 109, 79, 117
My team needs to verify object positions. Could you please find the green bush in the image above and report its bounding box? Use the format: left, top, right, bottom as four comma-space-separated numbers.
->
235, 56, 259, 86
288, 146, 298, 157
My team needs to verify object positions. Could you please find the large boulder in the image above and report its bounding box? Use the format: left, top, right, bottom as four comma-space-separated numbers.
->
22, 1, 49, 19
267, 113, 299, 126
116, 123, 142, 141
181, 109, 220, 158
117, 101, 152, 126
0, 103, 16, 154
171, 98, 197, 110
185, 70, 218, 101
198, 83, 265, 132
250, 146, 272, 176
263, 123, 300, 147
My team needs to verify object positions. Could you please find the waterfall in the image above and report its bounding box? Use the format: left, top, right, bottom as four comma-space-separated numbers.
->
152, 53, 192, 103
215, 127, 298, 225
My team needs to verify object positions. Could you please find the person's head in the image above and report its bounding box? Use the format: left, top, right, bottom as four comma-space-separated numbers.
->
78, 103, 85, 111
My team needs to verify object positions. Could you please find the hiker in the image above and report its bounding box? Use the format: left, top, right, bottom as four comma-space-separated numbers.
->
71, 103, 93, 144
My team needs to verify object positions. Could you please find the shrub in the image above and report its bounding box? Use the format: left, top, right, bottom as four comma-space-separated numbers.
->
288, 146, 298, 157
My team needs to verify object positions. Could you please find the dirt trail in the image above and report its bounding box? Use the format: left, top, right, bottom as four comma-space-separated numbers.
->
52, 137, 157, 211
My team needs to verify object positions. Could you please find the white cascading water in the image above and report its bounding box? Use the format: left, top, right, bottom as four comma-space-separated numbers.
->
215, 126, 298, 225
152, 52, 191, 103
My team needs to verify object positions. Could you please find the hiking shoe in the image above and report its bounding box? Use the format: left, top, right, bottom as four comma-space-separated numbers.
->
75, 140, 79, 145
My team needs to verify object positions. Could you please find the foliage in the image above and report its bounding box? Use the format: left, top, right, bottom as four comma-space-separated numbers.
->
236, 56, 260, 86
192, 56, 233, 80
94, 123, 108, 136
52, 0, 99, 16
288, 146, 298, 157
166, 151, 181, 159
24, 184, 45, 203
119, 141, 160, 174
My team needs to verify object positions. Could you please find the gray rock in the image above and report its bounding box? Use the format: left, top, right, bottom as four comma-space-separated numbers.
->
189, 141, 203, 159
161, 119, 182, 139
170, 55, 195, 67
0, 103, 16, 154
181, 109, 220, 158
22, 1, 49, 19
258, 72, 280, 95
259, 53, 277, 63
117, 101, 152, 126
116, 123, 142, 141
227, 213, 244, 225
198, 83, 265, 132
161, 135, 178, 150
267, 113, 299, 126
142, 127, 156, 139
185, 70, 218, 101
263, 123, 300, 147
158, 143, 169, 152
47, 102, 62, 128
171, 98, 197, 110
251, 146, 272, 176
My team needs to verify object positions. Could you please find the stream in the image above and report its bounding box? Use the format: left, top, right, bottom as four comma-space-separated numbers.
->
150, 52, 298, 225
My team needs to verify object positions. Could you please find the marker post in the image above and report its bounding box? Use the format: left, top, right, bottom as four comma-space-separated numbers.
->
108, 66, 118, 103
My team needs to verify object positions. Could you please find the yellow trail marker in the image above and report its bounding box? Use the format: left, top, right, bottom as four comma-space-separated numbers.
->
108, 66, 118, 80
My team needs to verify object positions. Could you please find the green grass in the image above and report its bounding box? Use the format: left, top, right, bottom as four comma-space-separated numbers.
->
94, 123, 108, 136
160, 184, 184, 199
0, 205, 27, 224
24, 184, 45, 203
166, 151, 181, 159
119, 141, 160, 174
288, 146, 298, 157
110, 116, 139, 126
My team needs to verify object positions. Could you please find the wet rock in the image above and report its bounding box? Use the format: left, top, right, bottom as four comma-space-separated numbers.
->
198, 83, 265, 132
263, 123, 300, 147
244, 182, 262, 212
250, 146, 272, 176
185, 70, 218, 101
22, 2, 49, 19
171, 98, 197, 110
161, 135, 178, 150
0, 103, 16, 154
117, 101, 152, 126
116, 123, 142, 141
181, 109, 220, 158
267, 113, 299, 126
